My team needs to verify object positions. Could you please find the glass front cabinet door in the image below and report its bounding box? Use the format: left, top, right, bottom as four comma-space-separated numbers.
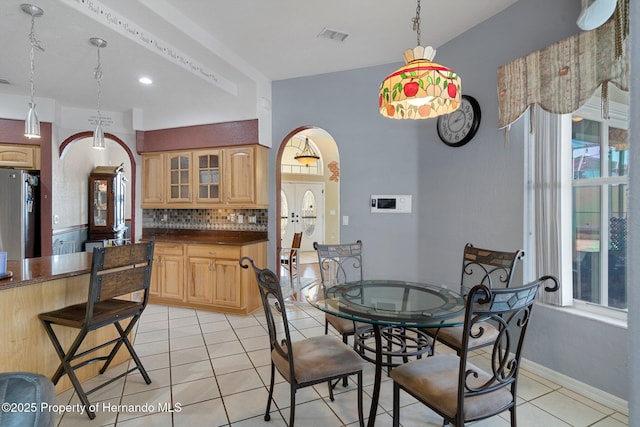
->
89, 165, 126, 242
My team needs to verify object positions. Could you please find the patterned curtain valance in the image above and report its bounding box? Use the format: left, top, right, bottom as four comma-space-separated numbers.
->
497, 17, 628, 129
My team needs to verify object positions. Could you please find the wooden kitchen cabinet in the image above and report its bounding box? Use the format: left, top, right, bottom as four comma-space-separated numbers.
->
193, 149, 223, 204
166, 151, 193, 204
148, 240, 265, 314
0, 143, 40, 169
186, 244, 242, 307
141, 153, 165, 205
212, 259, 241, 307
141, 145, 267, 208
224, 145, 268, 207
224, 147, 254, 204
150, 242, 184, 301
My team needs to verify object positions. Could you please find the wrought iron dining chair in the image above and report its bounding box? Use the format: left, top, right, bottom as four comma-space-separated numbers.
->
391, 275, 559, 427
423, 243, 525, 355
316, 241, 432, 376
38, 242, 154, 419
239, 257, 364, 427
280, 231, 303, 285
313, 240, 365, 347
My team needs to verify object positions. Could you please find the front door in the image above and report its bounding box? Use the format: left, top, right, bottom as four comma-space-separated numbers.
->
281, 182, 324, 252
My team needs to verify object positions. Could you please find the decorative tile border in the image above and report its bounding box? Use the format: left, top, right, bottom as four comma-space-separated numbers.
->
143, 208, 267, 231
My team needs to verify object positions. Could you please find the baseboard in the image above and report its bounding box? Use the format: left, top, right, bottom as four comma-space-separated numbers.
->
520, 357, 629, 415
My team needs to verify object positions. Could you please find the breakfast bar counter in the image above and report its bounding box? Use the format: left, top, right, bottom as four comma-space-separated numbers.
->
0, 252, 131, 393
0, 252, 92, 291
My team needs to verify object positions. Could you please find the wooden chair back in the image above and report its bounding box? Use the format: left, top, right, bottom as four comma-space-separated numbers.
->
87, 242, 154, 318
289, 232, 303, 260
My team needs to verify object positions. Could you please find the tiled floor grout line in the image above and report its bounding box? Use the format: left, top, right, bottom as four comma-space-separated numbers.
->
52, 303, 628, 426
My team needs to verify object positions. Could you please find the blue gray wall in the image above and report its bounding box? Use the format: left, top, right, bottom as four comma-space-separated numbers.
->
272, 0, 635, 407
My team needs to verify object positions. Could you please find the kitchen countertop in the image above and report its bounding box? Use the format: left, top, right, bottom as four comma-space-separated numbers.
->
141, 228, 268, 245
0, 252, 93, 291
0, 230, 268, 291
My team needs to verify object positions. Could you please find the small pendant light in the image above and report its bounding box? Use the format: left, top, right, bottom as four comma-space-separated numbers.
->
21, 4, 44, 139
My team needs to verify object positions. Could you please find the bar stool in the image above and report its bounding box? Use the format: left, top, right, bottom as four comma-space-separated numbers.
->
38, 241, 154, 419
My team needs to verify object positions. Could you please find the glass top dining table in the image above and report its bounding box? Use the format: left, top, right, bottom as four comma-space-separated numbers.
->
303, 279, 466, 427
304, 279, 466, 327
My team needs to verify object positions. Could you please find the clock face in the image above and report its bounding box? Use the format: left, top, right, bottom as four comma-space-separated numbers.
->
437, 95, 481, 147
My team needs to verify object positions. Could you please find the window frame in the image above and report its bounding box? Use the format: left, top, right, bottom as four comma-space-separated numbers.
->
524, 96, 628, 322
570, 99, 628, 313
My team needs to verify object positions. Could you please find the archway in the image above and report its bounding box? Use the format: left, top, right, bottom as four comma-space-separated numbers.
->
58, 131, 137, 241
275, 126, 340, 277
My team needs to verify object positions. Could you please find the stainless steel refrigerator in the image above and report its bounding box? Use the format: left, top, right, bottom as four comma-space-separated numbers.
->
0, 168, 41, 260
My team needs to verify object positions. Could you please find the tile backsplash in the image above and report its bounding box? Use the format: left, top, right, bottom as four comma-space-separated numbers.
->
143, 208, 268, 231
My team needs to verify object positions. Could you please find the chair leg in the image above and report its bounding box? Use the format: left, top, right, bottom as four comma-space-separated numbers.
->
110, 320, 151, 384
341, 333, 349, 387
357, 371, 364, 427
289, 382, 297, 427
392, 381, 400, 427
265, 363, 275, 421
510, 405, 517, 426
40, 322, 96, 419
328, 380, 335, 401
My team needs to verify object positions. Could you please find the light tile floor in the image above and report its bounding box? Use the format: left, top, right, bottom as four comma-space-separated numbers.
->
54, 302, 629, 427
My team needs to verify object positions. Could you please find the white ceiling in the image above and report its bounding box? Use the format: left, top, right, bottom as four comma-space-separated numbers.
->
0, 0, 519, 130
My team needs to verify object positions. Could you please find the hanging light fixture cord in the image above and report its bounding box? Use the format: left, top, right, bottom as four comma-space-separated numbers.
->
28, 12, 37, 106
95, 45, 103, 125
412, 0, 421, 46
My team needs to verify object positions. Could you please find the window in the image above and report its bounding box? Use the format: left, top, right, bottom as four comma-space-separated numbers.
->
281, 189, 289, 236
571, 109, 628, 310
526, 91, 628, 317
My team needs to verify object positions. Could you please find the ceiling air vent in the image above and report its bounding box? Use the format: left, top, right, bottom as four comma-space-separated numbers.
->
318, 27, 350, 42
0, 78, 11, 85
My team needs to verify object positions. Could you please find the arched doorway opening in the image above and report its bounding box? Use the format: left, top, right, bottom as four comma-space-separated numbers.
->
58, 131, 137, 242
275, 126, 340, 283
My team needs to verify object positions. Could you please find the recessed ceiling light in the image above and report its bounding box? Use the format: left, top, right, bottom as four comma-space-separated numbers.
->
138, 76, 153, 85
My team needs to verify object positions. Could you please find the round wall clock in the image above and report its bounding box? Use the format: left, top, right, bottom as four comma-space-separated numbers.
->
436, 95, 481, 147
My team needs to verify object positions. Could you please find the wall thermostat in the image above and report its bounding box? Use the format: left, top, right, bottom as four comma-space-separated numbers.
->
370, 195, 412, 214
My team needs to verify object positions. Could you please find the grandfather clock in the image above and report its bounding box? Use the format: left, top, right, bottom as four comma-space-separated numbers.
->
88, 165, 126, 242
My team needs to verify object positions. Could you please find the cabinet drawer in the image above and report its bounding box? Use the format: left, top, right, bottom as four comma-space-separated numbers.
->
155, 242, 184, 255
187, 244, 240, 259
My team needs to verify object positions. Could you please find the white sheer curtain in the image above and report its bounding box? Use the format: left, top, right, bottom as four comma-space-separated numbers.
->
528, 105, 573, 305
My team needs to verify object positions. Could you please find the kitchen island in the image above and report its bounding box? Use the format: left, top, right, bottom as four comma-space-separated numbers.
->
0, 252, 132, 393
141, 229, 268, 315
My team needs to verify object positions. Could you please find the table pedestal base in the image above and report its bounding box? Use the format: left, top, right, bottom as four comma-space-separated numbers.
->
356, 325, 433, 427
355, 325, 433, 367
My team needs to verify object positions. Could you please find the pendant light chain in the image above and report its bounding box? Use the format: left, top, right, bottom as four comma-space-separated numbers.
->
28, 13, 37, 104
95, 45, 103, 124
91, 37, 107, 149
412, 0, 421, 47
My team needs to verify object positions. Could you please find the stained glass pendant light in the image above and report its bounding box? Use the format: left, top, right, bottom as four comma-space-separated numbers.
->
379, 0, 461, 119
294, 137, 320, 165
91, 37, 107, 149
22, 3, 44, 138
